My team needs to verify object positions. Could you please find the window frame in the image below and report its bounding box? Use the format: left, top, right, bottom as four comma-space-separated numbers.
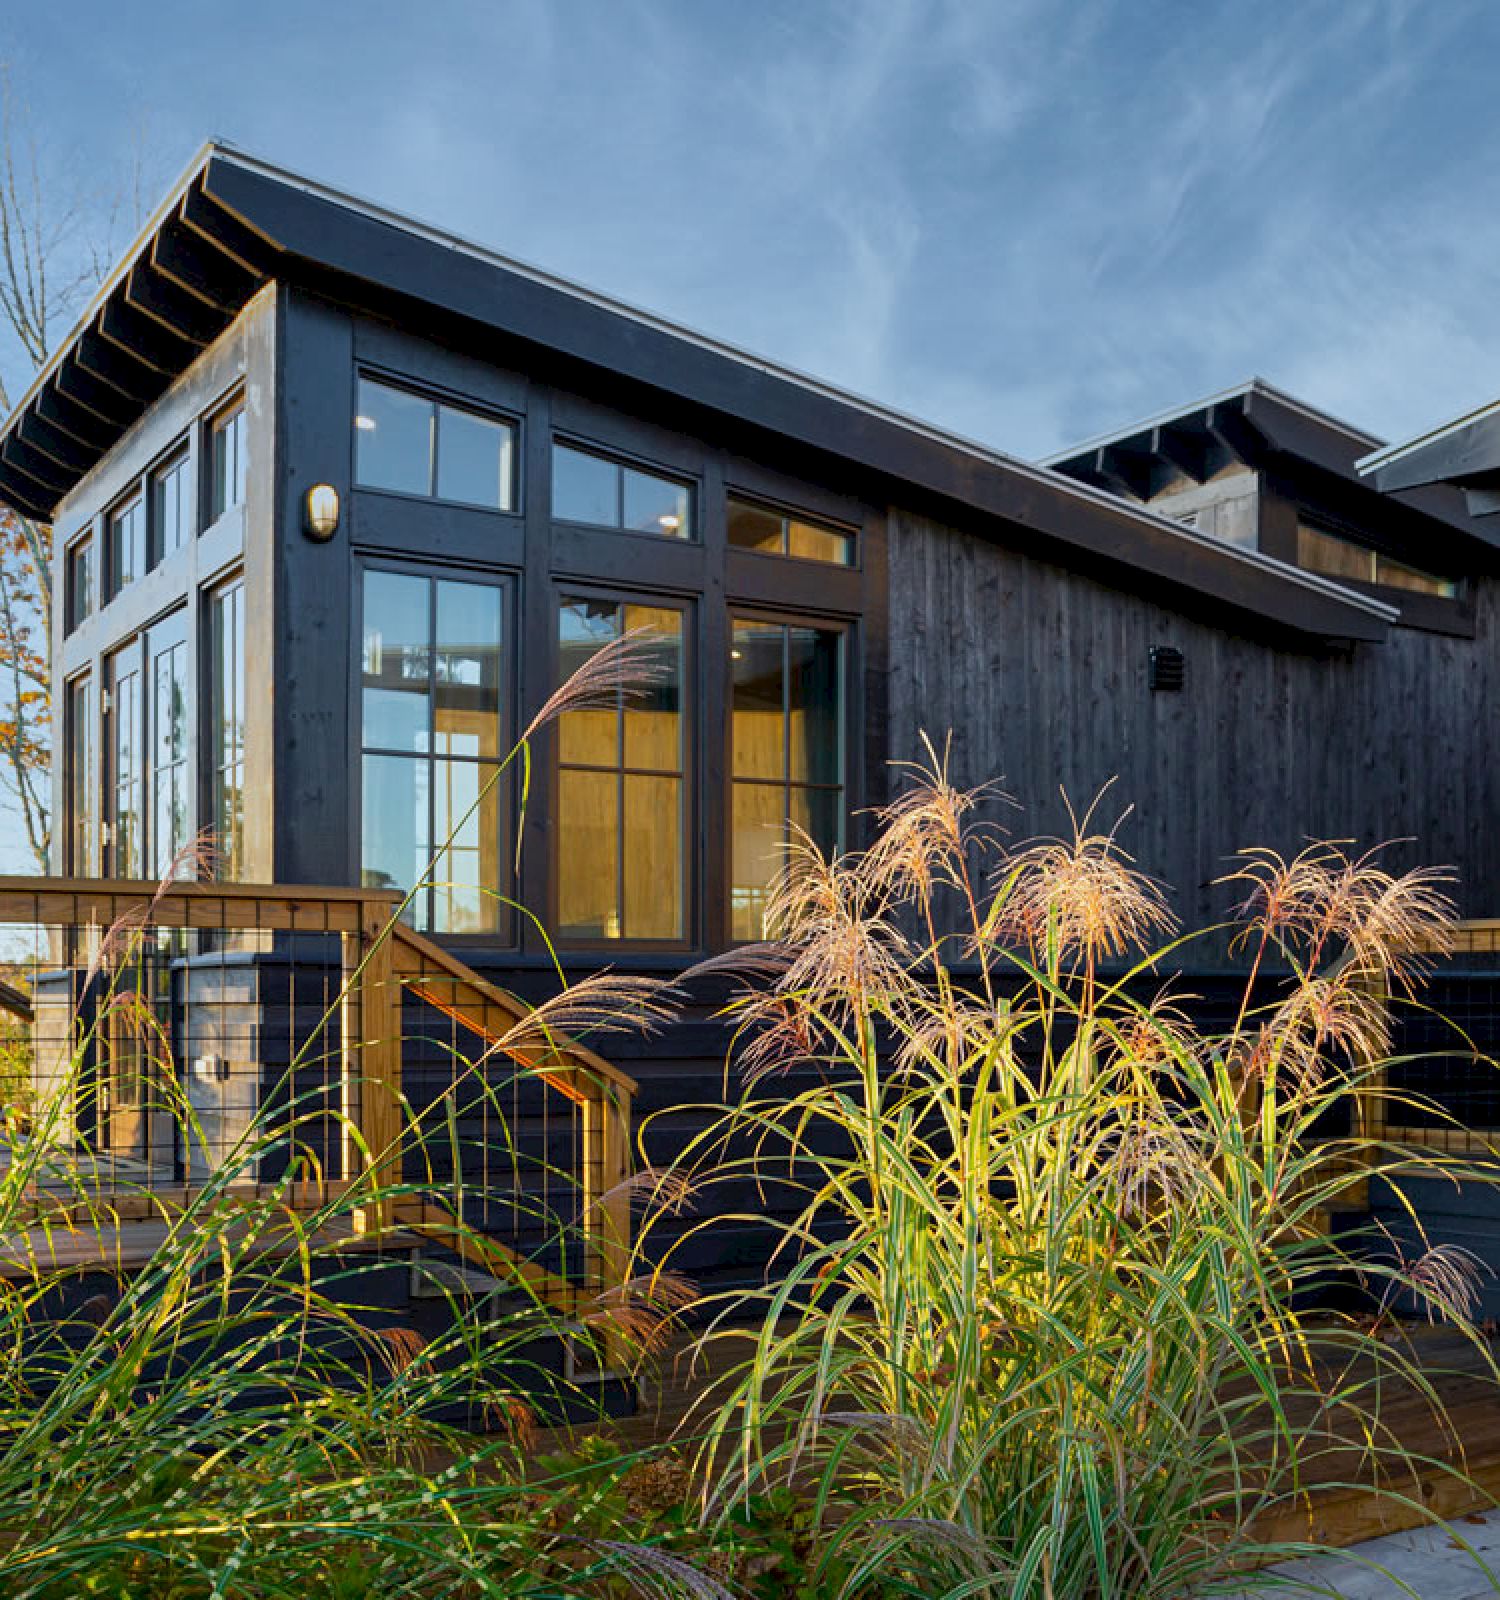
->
353, 370, 521, 515
65, 533, 95, 634
207, 392, 248, 524
65, 671, 95, 876
726, 490, 858, 568
149, 443, 194, 567
204, 574, 247, 882
352, 556, 518, 942
724, 606, 850, 944
1293, 516, 1473, 637
104, 489, 146, 604
551, 435, 698, 544
548, 580, 698, 952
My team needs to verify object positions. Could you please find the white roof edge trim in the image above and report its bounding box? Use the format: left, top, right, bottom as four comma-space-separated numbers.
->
0, 142, 1396, 627
1039, 377, 1384, 467
1357, 393, 1500, 476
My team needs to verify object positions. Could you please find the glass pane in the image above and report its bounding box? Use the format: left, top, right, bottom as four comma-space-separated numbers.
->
622, 605, 682, 771
67, 539, 93, 630
437, 405, 513, 509
790, 785, 842, 857
558, 598, 621, 766
211, 583, 246, 879
553, 444, 618, 526
110, 499, 144, 594
622, 467, 690, 538
1297, 524, 1373, 584
731, 619, 784, 779
154, 453, 191, 559
355, 379, 432, 496
435, 579, 502, 761
624, 774, 682, 938
69, 677, 93, 875
1376, 555, 1456, 597
788, 626, 841, 785
112, 664, 142, 878
362, 571, 431, 752
212, 407, 246, 517
727, 498, 784, 555
558, 767, 619, 938
431, 759, 502, 933
788, 516, 854, 565
362, 753, 431, 924
731, 782, 784, 942
152, 639, 189, 877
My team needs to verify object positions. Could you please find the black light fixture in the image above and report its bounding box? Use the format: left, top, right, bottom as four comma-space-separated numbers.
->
1148, 645, 1184, 692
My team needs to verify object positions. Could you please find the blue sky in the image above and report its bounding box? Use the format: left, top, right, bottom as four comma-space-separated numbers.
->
9, 0, 1500, 462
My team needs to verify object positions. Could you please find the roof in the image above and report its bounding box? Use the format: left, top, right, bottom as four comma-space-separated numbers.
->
1043, 378, 1493, 555
0, 142, 1396, 644
1358, 396, 1500, 509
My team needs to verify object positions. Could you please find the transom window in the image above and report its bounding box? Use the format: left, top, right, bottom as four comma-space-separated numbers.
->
152, 450, 192, 562
1297, 523, 1457, 599
210, 399, 247, 520
730, 616, 844, 940
728, 495, 854, 566
66, 536, 94, 633
106, 494, 145, 602
360, 569, 508, 933
354, 376, 516, 511
552, 443, 692, 539
556, 597, 686, 941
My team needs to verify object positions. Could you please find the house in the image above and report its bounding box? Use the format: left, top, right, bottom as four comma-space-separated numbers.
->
2, 143, 1499, 1286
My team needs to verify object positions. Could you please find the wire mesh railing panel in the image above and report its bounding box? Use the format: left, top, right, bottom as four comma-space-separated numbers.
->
1387, 960, 1500, 1148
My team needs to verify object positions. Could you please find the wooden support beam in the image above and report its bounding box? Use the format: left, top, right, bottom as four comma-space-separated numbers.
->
341, 898, 403, 1234
99, 296, 200, 376
35, 384, 115, 451
123, 262, 222, 347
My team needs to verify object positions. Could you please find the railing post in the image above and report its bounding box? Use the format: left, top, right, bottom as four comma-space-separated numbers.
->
582, 1074, 633, 1367
341, 898, 403, 1234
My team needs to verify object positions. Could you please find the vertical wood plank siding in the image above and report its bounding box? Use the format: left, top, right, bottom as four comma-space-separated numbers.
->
886, 508, 1500, 955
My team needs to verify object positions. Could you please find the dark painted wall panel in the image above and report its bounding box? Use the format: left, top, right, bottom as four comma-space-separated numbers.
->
886, 507, 1500, 956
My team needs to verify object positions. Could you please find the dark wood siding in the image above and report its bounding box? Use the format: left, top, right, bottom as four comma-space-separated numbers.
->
886, 507, 1500, 955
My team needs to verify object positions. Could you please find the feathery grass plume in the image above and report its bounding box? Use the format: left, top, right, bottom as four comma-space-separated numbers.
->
1400, 1242, 1490, 1326
986, 787, 1176, 971
860, 731, 1007, 908
1253, 970, 1393, 1093
523, 624, 672, 743
494, 971, 680, 1056
582, 1270, 698, 1359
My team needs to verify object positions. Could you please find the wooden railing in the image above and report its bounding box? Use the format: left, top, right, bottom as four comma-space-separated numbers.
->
0, 876, 637, 1313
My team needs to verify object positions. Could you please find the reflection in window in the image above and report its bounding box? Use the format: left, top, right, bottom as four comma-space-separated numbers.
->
210, 400, 247, 520
556, 597, 685, 940
727, 495, 854, 565
553, 443, 691, 539
1297, 523, 1457, 598
67, 675, 94, 875
210, 580, 246, 880
66, 537, 94, 632
151, 627, 190, 879
107, 496, 145, 601
360, 569, 506, 932
730, 617, 843, 940
354, 376, 515, 510
108, 650, 142, 878
152, 450, 191, 561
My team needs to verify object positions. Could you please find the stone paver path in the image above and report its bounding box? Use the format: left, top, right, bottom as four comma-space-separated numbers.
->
1229, 1508, 1500, 1597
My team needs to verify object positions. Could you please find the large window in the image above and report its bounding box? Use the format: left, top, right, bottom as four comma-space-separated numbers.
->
67, 675, 94, 875
106, 494, 145, 602
553, 443, 691, 539
556, 597, 686, 940
354, 376, 516, 511
1297, 522, 1457, 598
730, 617, 843, 940
209, 579, 246, 880
360, 569, 507, 932
728, 495, 854, 566
210, 398, 247, 520
149, 613, 190, 879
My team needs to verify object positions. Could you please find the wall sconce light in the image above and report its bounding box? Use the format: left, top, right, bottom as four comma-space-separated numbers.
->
304, 483, 341, 541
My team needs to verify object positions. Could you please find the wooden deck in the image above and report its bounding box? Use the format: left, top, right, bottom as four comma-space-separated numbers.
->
553, 1323, 1500, 1552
